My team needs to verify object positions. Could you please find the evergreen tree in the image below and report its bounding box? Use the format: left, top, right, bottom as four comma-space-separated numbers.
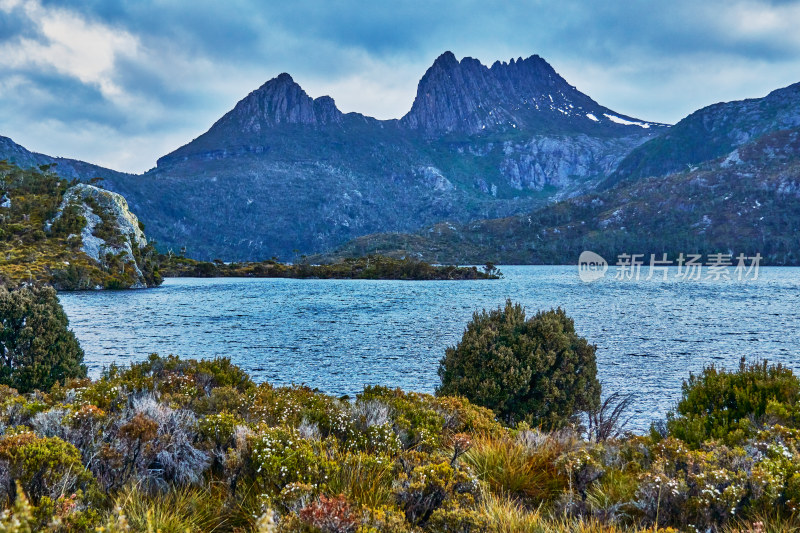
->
437, 300, 600, 429
0, 284, 86, 392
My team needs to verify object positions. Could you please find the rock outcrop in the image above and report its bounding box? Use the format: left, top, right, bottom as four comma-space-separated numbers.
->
49, 184, 151, 288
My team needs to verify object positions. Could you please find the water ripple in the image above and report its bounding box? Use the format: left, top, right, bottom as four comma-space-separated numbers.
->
58, 266, 800, 431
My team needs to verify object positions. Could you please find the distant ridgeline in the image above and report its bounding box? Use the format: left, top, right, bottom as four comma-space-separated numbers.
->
0, 162, 162, 289
3, 59, 800, 265
0, 52, 666, 262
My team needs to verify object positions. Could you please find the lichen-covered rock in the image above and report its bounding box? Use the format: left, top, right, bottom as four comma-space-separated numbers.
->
49, 184, 151, 288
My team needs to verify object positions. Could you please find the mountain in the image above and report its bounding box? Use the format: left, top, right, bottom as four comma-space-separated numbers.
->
323, 87, 800, 265
0, 135, 133, 182
608, 82, 800, 185
0, 162, 161, 289
42, 52, 659, 261
401, 52, 659, 136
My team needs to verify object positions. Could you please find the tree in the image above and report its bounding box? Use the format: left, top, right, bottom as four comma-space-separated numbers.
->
0, 284, 86, 392
437, 300, 600, 429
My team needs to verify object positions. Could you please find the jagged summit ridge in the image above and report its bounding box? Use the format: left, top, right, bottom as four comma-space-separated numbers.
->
400, 51, 658, 135
172, 51, 661, 148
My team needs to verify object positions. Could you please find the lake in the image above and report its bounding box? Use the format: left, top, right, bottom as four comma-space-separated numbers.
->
58, 266, 800, 431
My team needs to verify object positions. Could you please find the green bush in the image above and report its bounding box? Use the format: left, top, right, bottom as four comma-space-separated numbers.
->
250, 427, 337, 496
0, 284, 86, 393
0, 431, 94, 506
667, 358, 800, 447
437, 300, 601, 429
394, 461, 479, 526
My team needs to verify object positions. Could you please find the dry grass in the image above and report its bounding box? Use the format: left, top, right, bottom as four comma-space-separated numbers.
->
114, 483, 230, 533
722, 512, 800, 533
325, 452, 395, 509
478, 491, 659, 533
464, 432, 567, 504
478, 490, 546, 532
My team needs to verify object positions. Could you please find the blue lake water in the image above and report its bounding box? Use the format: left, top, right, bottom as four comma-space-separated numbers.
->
58, 266, 800, 431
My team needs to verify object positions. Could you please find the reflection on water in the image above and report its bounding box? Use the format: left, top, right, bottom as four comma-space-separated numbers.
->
59, 266, 800, 431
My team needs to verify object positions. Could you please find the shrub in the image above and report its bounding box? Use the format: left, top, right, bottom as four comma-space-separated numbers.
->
357, 505, 409, 533
198, 412, 240, 451
127, 396, 210, 486
431, 395, 503, 437
192, 385, 248, 416
0, 285, 86, 393
248, 384, 350, 438
667, 358, 800, 447
426, 506, 490, 533
298, 494, 359, 533
249, 427, 336, 496
357, 387, 446, 450
437, 300, 601, 429
0, 431, 94, 506
394, 461, 479, 526
635, 438, 750, 531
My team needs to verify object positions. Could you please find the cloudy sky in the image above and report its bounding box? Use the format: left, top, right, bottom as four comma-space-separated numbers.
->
1, 0, 800, 173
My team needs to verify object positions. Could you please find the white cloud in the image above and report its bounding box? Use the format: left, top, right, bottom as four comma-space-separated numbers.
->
2, 0, 800, 174
0, 0, 139, 101
0, 0, 248, 171
714, 1, 800, 48
300, 54, 422, 119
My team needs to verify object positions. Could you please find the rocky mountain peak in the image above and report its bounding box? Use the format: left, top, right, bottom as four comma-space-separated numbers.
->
214, 72, 343, 134
432, 50, 459, 68
401, 52, 658, 136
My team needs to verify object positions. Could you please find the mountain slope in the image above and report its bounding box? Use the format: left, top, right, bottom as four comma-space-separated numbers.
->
609, 82, 800, 184
0, 135, 133, 182
325, 126, 800, 265
97, 52, 663, 260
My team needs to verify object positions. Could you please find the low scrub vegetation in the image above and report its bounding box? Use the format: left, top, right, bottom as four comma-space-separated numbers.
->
159, 254, 500, 281
0, 352, 795, 531
1, 294, 798, 531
